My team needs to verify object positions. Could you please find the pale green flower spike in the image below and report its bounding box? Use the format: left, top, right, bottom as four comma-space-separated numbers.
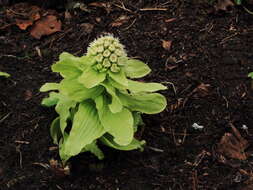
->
87, 35, 127, 73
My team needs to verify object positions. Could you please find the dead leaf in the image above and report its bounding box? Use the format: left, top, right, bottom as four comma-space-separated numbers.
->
165, 18, 176, 23
215, 0, 234, 11
89, 2, 112, 13
192, 83, 211, 98
80, 23, 94, 34
30, 15, 61, 39
216, 123, 249, 160
24, 90, 32, 101
162, 40, 172, 51
15, 19, 33, 30
111, 15, 130, 27
49, 159, 70, 177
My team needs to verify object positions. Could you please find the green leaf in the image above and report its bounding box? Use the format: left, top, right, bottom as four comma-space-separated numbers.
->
0, 71, 10, 78
41, 92, 61, 107
248, 72, 253, 79
52, 52, 83, 79
40, 83, 59, 92
235, 0, 241, 5
108, 70, 128, 87
98, 99, 134, 146
107, 77, 126, 90
127, 80, 167, 93
133, 112, 144, 132
100, 134, 145, 151
50, 117, 62, 144
124, 59, 151, 79
62, 101, 105, 157
60, 78, 104, 102
94, 95, 104, 110
81, 141, 104, 160
78, 67, 106, 88
55, 96, 76, 133
118, 92, 167, 114
59, 133, 71, 163
101, 81, 122, 113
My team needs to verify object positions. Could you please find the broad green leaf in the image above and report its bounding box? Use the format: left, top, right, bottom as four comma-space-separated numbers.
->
94, 95, 104, 110
59, 133, 71, 163
52, 52, 83, 79
78, 67, 106, 88
63, 101, 105, 157
81, 141, 104, 160
124, 59, 151, 79
98, 101, 134, 146
40, 83, 59, 92
108, 70, 128, 87
100, 134, 145, 151
41, 92, 61, 107
235, 0, 241, 5
133, 112, 144, 132
0, 71, 10, 78
127, 80, 167, 93
60, 78, 104, 102
101, 81, 122, 113
55, 96, 76, 133
118, 92, 167, 114
107, 77, 126, 90
50, 117, 62, 144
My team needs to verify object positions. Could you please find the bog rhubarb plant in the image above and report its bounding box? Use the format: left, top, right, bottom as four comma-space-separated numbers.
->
40, 35, 167, 163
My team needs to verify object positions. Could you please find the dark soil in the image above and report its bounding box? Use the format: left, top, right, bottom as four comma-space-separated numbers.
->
0, 0, 253, 189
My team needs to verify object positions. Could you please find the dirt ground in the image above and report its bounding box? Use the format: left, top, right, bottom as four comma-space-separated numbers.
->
0, 0, 253, 189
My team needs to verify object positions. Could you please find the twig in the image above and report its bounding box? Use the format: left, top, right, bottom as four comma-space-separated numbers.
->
139, 7, 168, 11
146, 146, 164, 153
113, 2, 135, 14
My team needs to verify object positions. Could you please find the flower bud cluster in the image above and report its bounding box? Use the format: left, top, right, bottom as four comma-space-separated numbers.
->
87, 36, 127, 73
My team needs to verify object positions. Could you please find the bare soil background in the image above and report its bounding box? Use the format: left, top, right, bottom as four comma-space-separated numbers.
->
0, 0, 253, 189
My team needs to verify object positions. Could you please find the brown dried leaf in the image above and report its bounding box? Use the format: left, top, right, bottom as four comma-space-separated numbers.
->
30, 15, 61, 39
192, 83, 211, 98
89, 2, 112, 13
24, 90, 32, 101
15, 19, 33, 30
215, 0, 234, 11
111, 15, 130, 27
216, 124, 249, 160
49, 159, 70, 177
165, 18, 176, 23
162, 40, 172, 51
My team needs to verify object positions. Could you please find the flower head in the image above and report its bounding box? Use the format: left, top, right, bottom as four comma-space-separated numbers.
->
87, 35, 127, 73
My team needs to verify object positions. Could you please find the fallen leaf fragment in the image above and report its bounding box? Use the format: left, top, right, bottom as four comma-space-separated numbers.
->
192, 83, 211, 98
30, 15, 61, 39
24, 90, 32, 101
111, 15, 130, 27
80, 23, 94, 34
15, 19, 33, 30
165, 18, 176, 23
49, 159, 70, 177
215, 0, 234, 11
162, 40, 172, 51
216, 123, 249, 160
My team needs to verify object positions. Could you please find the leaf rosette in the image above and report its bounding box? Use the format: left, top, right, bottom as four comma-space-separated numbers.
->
40, 35, 167, 163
